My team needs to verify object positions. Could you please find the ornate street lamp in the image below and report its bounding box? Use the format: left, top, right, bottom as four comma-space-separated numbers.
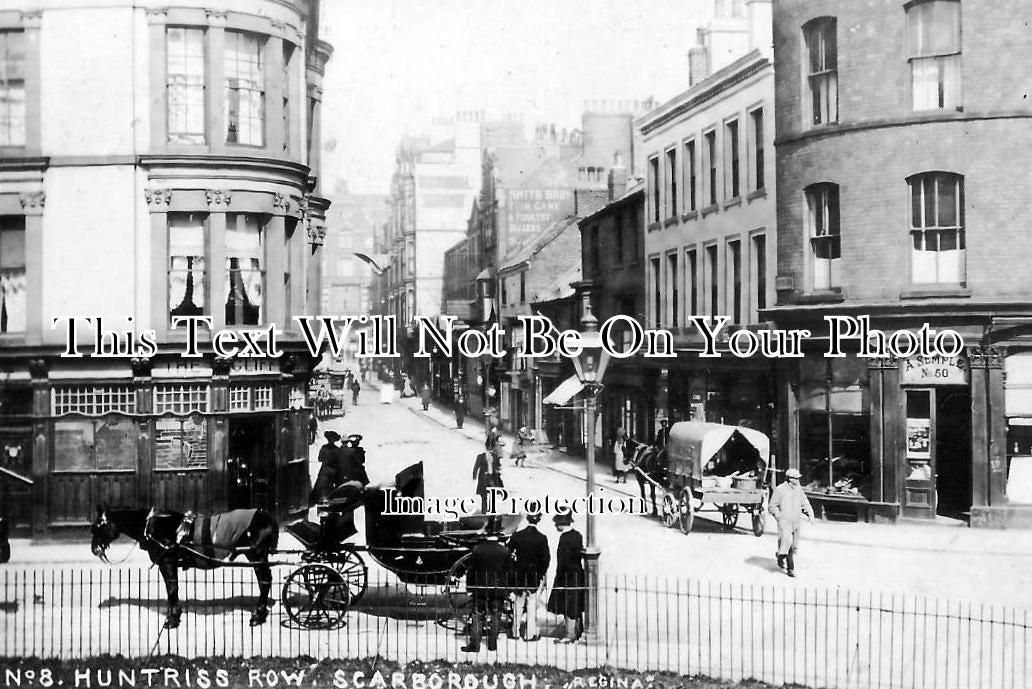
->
570, 291, 611, 638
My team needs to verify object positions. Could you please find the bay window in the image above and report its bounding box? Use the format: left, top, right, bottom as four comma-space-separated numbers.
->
805, 183, 841, 291
166, 27, 206, 144
226, 214, 264, 325
0, 215, 25, 334
168, 213, 207, 320
908, 172, 964, 284
224, 31, 264, 146
907, 0, 961, 111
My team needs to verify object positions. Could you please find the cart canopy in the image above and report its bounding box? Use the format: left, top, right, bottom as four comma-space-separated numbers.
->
666, 421, 769, 474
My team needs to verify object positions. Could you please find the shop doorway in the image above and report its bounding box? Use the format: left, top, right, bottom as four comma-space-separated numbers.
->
227, 416, 274, 511
903, 388, 972, 520
935, 389, 972, 519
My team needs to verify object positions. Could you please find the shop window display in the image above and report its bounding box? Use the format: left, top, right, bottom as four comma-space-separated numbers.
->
1005, 353, 1032, 504
797, 357, 871, 499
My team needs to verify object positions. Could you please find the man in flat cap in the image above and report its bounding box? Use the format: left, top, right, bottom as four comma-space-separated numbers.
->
768, 468, 814, 577
461, 532, 511, 653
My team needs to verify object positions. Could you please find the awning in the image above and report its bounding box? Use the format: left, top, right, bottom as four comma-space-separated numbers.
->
542, 375, 584, 405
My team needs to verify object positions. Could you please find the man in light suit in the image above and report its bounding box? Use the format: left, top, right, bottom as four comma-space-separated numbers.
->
768, 468, 814, 577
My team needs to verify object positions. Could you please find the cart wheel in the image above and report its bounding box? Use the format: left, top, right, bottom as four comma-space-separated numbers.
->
678, 488, 694, 534
329, 548, 369, 604
441, 553, 472, 631
721, 504, 740, 531
281, 563, 350, 630
662, 494, 678, 528
751, 506, 766, 537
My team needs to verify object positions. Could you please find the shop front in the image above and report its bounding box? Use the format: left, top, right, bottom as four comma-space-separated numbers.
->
0, 353, 314, 539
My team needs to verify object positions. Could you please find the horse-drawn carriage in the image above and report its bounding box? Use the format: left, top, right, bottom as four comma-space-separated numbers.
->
630, 421, 771, 537
91, 461, 521, 631
282, 461, 521, 629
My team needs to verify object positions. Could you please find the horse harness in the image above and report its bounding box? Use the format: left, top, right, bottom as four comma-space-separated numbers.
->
143, 508, 256, 563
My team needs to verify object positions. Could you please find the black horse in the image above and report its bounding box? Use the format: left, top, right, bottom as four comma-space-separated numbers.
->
90, 506, 279, 629
625, 438, 668, 516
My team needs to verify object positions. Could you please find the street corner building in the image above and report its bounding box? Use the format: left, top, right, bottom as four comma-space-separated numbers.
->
769, 0, 1032, 527
0, 0, 333, 537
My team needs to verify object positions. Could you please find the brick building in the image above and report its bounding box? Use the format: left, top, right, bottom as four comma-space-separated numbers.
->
770, 0, 1032, 526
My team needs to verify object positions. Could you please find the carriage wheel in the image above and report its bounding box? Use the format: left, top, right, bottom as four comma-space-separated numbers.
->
721, 504, 740, 531
329, 548, 369, 604
281, 563, 350, 630
661, 494, 678, 528
678, 488, 694, 534
440, 553, 472, 631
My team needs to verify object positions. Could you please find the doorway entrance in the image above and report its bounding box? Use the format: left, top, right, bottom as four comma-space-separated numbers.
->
227, 416, 274, 511
903, 388, 972, 520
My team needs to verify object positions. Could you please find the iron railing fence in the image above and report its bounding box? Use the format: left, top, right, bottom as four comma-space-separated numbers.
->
1, 566, 1029, 689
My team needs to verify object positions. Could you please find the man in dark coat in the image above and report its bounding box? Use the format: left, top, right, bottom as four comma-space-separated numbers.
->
508, 514, 549, 641
307, 413, 318, 445
310, 430, 342, 504
455, 393, 467, 429
547, 512, 585, 643
461, 533, 511, 652
472, 451, 503, 514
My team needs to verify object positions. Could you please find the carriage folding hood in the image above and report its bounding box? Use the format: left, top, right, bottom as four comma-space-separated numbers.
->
666, 421, 770, 477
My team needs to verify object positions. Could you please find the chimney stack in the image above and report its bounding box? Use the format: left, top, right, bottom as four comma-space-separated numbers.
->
608, 152, 628, 201
747, 0, 774, 59
688, 28, 709, 86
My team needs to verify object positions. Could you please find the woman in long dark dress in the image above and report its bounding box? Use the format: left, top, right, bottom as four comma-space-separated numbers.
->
310, 430, 341, 503
546, 512, 585, 642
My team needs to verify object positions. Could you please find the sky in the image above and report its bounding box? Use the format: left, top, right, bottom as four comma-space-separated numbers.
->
318, 0, 714, 196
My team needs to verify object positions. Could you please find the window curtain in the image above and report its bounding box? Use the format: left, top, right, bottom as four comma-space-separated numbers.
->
0, 269, 25, 332
168, 256, 189, 311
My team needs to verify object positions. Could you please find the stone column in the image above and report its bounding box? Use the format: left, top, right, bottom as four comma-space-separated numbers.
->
987, 346, 1008, 507
206, 190, 232, 331
19, 192, 45, 344
265, 213, 287, 329
29, 358, 49, 536
206, 10, 227, 154
968, 345, 990, 512
132, 357, 154, 506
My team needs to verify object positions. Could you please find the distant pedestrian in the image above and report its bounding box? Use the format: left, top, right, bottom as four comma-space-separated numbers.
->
613, 428, 630, 483
455, 393, 467, 429
547, 513, 585, 643
420, 384, 432, 411
654, 417, 670, 448
768, 468, 814, 578
508, 514, 549, 641
461, 533, 511, 653
485, 425, 501, 455
350, 378, 361, 405
512, 427, 532, 467
308, 413, 318, 445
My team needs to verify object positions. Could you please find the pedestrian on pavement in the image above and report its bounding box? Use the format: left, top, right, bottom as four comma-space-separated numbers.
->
308, 413, 318, 445
768, 467, 814, 578
613, 428, 630, 483
310, 430, 342, 504
338, 434, 369, 486
508, 514, 549, 641
512, 426, 532, 467
461, 533, 512, 653
473, 450, 503, 514
547, 512, 585, 643
455, 393, 467, 429
486, 424, 501, 457
420, 384, 432, 411
654, 416, 670, 448
350, 378, 361, 406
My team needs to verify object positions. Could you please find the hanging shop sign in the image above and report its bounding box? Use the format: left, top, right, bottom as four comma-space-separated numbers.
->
901, 355, 968, 386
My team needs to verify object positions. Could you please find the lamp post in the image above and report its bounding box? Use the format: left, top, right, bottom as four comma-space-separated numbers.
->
570, 292, 611, 639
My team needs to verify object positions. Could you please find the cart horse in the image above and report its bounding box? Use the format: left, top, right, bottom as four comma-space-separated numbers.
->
630, 421, 771, 536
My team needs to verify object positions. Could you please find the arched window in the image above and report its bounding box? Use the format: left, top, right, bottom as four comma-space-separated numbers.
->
804, 183, 841, 290
908, 172, 964, 284
802, 18, 838, 126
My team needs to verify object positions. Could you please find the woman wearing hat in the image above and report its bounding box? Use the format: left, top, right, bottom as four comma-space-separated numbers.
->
546, 512, 585, 643
768, 467, 814, 577
310, 430, 342, 504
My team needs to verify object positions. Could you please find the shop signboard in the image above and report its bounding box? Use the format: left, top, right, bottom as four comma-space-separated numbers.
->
901, 355, 968, 386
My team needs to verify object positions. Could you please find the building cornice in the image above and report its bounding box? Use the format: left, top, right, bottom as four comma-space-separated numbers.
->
138, 154, 311, 188
638, 55, 770, 136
